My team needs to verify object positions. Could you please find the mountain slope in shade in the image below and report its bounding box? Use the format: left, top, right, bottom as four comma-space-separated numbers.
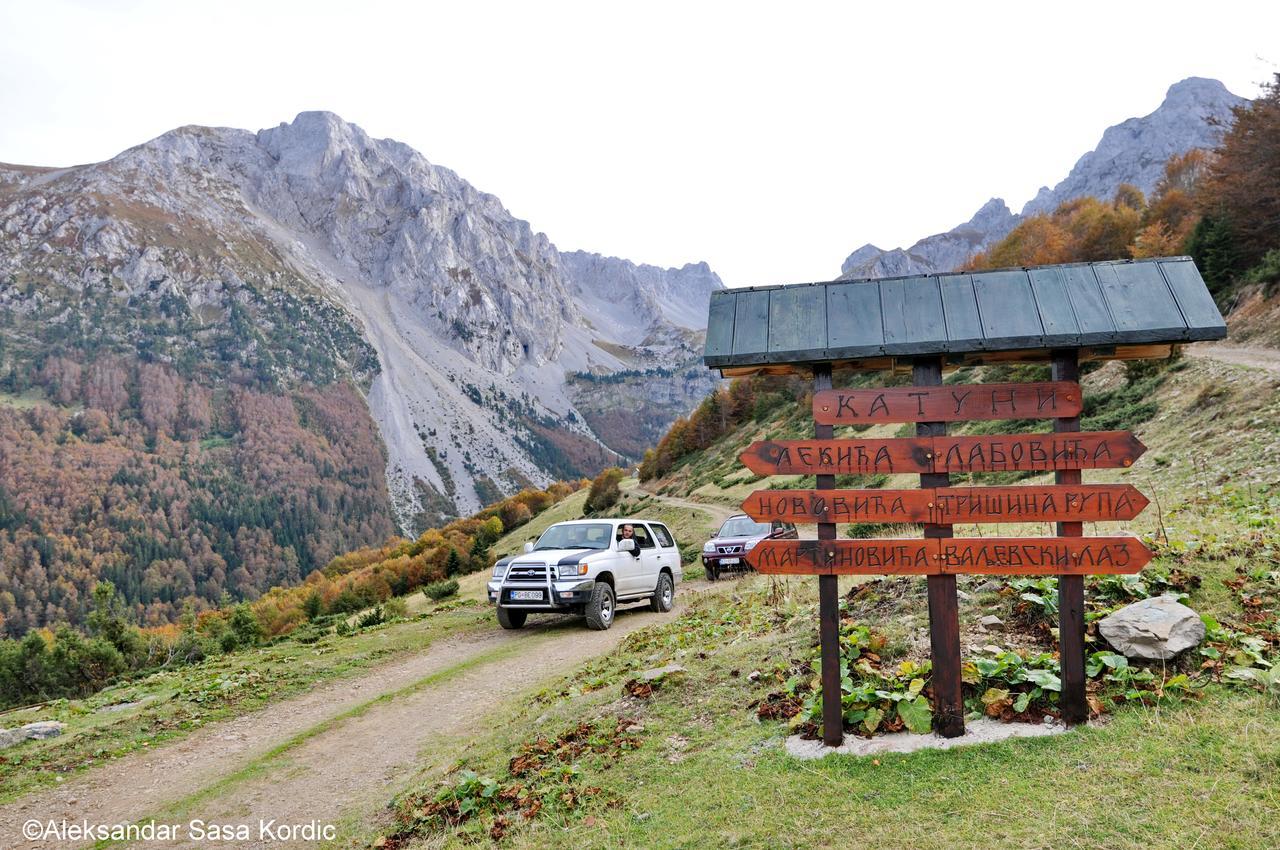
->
839, 77, 1246, 280
0, 112, 723, 534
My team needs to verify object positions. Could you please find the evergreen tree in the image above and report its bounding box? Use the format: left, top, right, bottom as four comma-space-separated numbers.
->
1187, 214, 1243, 296
469, 536, 490, 572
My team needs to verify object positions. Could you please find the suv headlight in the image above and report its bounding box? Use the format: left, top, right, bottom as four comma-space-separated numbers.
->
744, 539, 760, 550
702, 541, 715, 553
492, 563, 507, 579
558, 562, 589, 579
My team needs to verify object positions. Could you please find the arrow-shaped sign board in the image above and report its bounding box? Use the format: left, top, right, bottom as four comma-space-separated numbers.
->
813, 381, 1082, 425
741, 484, 1149, 525
739, 432, 1146, 477
747, 536, 1152, 576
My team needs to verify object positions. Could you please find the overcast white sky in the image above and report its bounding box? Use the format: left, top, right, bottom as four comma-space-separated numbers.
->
1, 1, 1275, 286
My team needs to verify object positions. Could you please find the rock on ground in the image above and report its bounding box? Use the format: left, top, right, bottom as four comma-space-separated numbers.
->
0, 720, 66, 749
1098, 595, 1206, 660
638, 664, 686, 682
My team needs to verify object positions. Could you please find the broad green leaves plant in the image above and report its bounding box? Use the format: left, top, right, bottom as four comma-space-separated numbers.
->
803, 623, 936, 736
897, 696, 932, 734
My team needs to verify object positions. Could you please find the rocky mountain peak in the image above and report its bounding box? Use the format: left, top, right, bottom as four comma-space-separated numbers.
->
966, 198, 1015, 233
839, 197, 1018, 281
1020, 76, 1244, 217
1, 111, 723, 531
839, 76, 1245, 280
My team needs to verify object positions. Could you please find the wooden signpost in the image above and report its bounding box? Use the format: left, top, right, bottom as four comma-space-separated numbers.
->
742, 484, 1149, 525
812, 381, 1081, 424
750, 536, 1152, 576
739, 373, 1157, 744
738, 431, 1147, 476
704, 258, 1227, 748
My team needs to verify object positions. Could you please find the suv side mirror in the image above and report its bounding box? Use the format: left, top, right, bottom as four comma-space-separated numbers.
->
617, 538, 636, 553
522, 541, 535, 554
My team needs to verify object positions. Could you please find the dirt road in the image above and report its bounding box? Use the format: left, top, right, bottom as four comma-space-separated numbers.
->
1187, 342, 1280, 374
0, 580, 718, 849
632, 484, 739, 527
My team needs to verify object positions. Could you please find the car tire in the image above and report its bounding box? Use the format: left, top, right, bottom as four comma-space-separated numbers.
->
704, 564, 718, 582
650, 572, 675, 613
585, 582, 615, 631
496, 606, 527, 630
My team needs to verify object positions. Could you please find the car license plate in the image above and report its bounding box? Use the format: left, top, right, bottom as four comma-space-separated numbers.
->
721, 558, 740, 565
510, 590, 543, 601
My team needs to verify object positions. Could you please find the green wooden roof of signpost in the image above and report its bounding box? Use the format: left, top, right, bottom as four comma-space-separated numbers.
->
703, 257, 1227, 372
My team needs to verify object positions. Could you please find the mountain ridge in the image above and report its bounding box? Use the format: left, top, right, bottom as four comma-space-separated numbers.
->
1, 112, 724, 532
838, 77, 1245, 280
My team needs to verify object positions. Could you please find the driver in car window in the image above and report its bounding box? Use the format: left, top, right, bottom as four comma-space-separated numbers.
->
617, 523, 641, 557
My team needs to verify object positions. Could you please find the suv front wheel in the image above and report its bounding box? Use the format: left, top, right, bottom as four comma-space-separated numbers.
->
497, 607, 527, 630
585, 583, 615, 630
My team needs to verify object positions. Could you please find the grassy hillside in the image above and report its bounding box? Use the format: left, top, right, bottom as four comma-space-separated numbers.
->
366, 353, 1280, 848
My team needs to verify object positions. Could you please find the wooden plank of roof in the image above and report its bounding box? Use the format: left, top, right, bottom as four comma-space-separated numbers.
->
769, 284, 827, 360
826, 282, 884, 352
1059, 264, 1117, 343
1095, 262, 1185, 341
974, 270, 1044, 347
938, 275, 984, 349
1158, 258, 1228, 336
903, 276, 947, 349
1027, 267, 1082, 342
704, 292, 736, 360
731, 289, 770, 360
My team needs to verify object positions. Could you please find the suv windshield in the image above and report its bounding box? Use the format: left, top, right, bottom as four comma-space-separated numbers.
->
534, 523, 613, 551
718, 517, 771, 538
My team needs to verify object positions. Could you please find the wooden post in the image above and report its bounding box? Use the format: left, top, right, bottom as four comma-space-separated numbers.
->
813, 363, 843, 747
914, 356, 964, 738
1053, 349, 1088, 725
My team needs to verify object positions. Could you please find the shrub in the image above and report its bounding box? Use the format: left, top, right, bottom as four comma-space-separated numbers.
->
422, 579, 460, 602
355, 607, 386, 629
585, 467, 625, 514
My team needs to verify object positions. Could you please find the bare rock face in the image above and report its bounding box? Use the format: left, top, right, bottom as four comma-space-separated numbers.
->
252, 112, 576, 374
840, 198, 1017, 280
838, 77, 1245, 280
1098, 595, 1206, 661
0, 112, 724, 531
560, 251, 723, 345
1020, 78, 1244, 217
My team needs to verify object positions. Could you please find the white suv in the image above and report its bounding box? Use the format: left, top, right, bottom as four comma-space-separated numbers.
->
487, 519, 683, 630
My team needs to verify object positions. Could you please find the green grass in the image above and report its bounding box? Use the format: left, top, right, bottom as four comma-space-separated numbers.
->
375, 558, 1279, 849
370, 354, 1280, 849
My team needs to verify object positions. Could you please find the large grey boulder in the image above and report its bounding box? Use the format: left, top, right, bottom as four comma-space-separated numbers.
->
21, 720, 66, 740
0, 720, 66, 750
1098, 595, 1206, 660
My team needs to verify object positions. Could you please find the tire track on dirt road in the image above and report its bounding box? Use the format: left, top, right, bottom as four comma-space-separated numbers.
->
1186, 342, 1280, 374
0, 581, 721, 849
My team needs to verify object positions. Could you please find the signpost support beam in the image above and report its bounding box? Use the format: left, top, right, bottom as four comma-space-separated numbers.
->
913, 357, 964, 738
813, 364, 843, 747
1053, 349, 1088, 725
